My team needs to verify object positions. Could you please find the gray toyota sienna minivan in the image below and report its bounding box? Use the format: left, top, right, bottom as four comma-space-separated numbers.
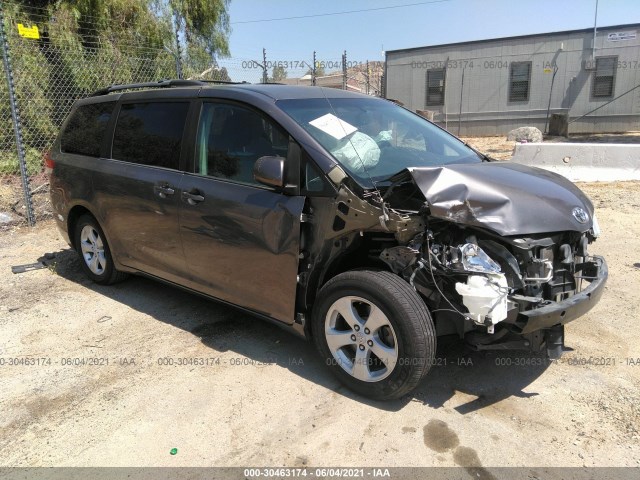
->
49, 80, 607, 399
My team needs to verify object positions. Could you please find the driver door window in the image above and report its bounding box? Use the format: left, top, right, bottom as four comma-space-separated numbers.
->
195, 103, 289, 186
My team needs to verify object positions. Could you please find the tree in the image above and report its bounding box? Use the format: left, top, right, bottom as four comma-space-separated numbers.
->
270, 65, 287, 83
212, 66, 231, 82
0, 0, 231, 175
43, 0, 172, 50
191, 65, 231, 82
305, 63, 325, 78
28, 1, 231, 65
170, 0, 231, 57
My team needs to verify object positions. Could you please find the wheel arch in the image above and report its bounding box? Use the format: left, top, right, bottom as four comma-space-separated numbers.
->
304, 240, 391, 320
303, 259, 390, 342
69, 206, 130, 284
67, 204, 116, 262
67, 204, 96, 251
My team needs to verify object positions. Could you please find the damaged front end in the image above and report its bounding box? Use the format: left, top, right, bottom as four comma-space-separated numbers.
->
375, 164, 608, 358
381, 226, 607, 358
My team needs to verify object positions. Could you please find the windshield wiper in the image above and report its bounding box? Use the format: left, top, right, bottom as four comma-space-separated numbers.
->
377, 170, 416, 201
460, 140, 493, 162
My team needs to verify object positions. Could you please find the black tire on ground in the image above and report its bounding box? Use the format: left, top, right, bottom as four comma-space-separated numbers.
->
73, 214, 128, 285
312, 270, 436, 400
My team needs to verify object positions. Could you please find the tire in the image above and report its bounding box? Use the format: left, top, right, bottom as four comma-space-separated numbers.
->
312, 270, 436, 400
74, 214, 128, 285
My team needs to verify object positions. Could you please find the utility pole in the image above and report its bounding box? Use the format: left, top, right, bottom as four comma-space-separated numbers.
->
312, 50, 316, 86
262, 48, 268, 83
366, 60, 370, 95
342, 50, 347, 90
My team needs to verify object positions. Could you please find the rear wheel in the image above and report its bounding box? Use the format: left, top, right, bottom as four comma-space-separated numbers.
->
312, 270, 436, 400
74, 214, 128, 285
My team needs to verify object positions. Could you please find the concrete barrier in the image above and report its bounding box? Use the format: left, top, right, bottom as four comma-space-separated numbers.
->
509, 143, 640, 182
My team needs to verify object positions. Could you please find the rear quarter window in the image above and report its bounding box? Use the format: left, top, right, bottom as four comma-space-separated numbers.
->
60, 102, 116, 157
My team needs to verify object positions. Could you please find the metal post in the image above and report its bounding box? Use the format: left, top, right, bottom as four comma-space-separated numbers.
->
342, 50, 347, 90
173, 10, 183, 79
366, 60, 370, 95
443, 56, 449, 131
0, 5, 35, 226
312, 50, 316, 86
382, 51, 387, 99
544, 64, 559, 134
262, 48, 268, 84
457, 66, 465, 136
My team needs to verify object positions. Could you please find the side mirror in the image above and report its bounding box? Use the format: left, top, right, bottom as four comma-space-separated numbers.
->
253, 155, 285, 188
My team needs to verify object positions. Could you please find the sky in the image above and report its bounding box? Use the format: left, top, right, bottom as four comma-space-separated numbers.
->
218, 0, 639, 81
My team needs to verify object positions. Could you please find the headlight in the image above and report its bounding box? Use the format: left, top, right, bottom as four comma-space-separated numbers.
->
591, 213, 601, 238
456, 243, 501, 274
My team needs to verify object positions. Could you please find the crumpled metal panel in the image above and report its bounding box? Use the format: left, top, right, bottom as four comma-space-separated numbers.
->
403, 162, 594, 236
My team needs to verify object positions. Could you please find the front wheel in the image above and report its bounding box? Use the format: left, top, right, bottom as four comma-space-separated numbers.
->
74, 214, 128, 285
312, 270, 436, 400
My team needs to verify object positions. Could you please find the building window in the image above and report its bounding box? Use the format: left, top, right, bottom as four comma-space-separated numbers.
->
592, 56, 617, 98
426, 69, 445, 106
509, 62, 531, 102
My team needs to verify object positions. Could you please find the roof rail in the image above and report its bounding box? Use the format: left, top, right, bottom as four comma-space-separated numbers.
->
195, 79, 250, 85
91, 79, 204, 96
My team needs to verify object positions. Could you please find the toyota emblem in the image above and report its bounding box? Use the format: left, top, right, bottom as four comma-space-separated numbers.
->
572, 207, 589, 224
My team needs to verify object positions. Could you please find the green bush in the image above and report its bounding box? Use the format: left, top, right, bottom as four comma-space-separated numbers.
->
0, 148, 43, 175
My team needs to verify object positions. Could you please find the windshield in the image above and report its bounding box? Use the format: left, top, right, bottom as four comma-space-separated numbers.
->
277, 97, 482, 187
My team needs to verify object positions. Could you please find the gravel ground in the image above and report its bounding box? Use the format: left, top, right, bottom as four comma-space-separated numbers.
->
0, 182, 639, 470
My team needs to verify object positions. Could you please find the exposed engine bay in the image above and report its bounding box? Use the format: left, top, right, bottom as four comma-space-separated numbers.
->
379, 223, 603, 358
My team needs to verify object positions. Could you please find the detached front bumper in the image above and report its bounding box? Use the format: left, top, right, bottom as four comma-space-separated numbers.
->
515, 255, 608, 334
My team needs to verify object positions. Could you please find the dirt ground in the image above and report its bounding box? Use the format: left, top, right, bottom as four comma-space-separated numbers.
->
0, 173, 52, 226
0, 182, 639, 470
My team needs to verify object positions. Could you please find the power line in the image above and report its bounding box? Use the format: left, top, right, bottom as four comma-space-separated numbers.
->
230, 0, 451, 25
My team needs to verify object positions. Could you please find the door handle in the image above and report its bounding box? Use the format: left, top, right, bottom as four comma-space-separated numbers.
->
154, 185, 175, 199
182, 190, 205, 205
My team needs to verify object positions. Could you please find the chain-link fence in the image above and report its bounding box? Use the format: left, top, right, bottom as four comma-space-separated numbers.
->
0, 2, 239, 227
0, 2, 385, 228
0, 2, 184, 226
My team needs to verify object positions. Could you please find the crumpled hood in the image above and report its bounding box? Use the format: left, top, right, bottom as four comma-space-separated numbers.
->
400, 162, 594, 236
